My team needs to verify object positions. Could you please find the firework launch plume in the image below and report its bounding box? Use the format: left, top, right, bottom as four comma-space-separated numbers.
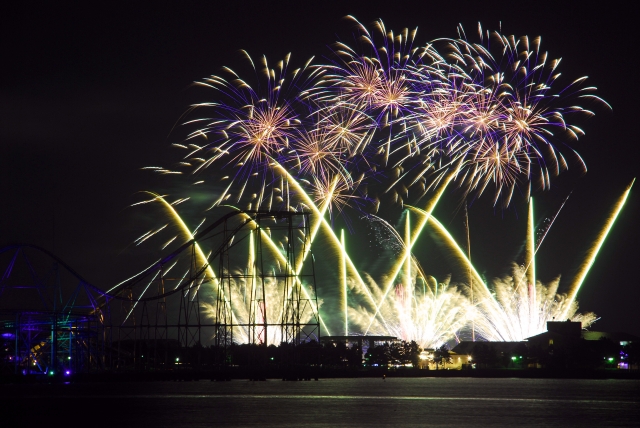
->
471, 264, 597, 342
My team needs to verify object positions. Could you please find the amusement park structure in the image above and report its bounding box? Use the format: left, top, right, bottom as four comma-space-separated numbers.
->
0, 210, 320, 376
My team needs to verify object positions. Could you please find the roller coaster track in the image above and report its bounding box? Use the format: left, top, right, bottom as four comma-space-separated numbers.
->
1, 210, 284, 303
0, 209, 319, 373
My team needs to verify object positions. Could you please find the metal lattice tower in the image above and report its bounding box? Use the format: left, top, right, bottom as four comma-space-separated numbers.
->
216, 211, 319, 353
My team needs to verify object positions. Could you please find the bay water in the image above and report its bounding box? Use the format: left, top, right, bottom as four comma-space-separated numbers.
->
4, 377, 639, 427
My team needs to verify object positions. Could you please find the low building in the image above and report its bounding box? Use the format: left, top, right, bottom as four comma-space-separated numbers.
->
525, 321, 639, 369
451, 341, 527, 369
417, 349, 471, 370
319, 335, 398, 351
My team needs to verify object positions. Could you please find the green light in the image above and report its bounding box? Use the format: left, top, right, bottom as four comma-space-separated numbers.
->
49, 371, 54, 376
608, 357, 614, 362
511, 356, 516, 361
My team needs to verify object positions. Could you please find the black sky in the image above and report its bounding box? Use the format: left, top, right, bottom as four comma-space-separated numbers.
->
1, 1, 638, 336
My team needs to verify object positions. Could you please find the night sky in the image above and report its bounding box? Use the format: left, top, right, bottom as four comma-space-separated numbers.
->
2, 1, 638, 336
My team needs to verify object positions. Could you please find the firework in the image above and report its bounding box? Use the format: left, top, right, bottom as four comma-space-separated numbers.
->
128, 180, 634, 348
425, 25, 610, 206
472, 264, 597, 342
167, 52, 324, 211
406, 198, 599, 342
316, 17, 423, 124
348, 273, 471, 349
134, 18, 617, 347
562, 178, 635, 318
149, 19, 607, 217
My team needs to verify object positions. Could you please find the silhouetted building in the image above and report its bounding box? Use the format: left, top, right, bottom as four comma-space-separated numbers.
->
451, 341, 527, 369
525, 320, 582, 351
525, 321, 639, 369
581, 331, 638, 345
319, 335, 398, 351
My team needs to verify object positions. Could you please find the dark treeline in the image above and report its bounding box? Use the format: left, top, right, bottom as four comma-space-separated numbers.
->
110, 340, 423, 371
3, 337, 637, 383
103, 337, 638, 371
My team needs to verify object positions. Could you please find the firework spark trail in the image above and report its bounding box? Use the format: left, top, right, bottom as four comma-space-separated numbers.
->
515, 193, 571, 294
535, 192, 571, 252
525, 198, 536, 289
142, 160, 380, 340
406, 206, 486, 288
418, 206, 596, 341
341, 229, 348, 336
123, 271, 160, 325
562, 178, 635, 319
526, 199, 537, 335
326, 17, 422, 167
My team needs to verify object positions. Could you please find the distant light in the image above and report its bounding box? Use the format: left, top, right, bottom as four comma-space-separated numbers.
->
65, 370, 71, 376
49, 371, 54, 376
511, 356, 516, 361
176, 357, 180, 362
608, 357, 614, 362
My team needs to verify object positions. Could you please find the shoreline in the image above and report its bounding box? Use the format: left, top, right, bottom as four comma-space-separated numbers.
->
2, 367, 639, 384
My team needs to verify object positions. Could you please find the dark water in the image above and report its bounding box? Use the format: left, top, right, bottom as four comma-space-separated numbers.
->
4, 378, 640, 427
